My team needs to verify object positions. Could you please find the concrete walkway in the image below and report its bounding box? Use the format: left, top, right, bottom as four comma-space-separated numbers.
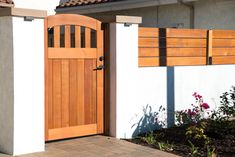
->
0, 136, 178, 157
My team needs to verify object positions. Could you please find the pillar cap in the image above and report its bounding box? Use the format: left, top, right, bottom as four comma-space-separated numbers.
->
0, 7, 47, 18
99, 15, 142, 24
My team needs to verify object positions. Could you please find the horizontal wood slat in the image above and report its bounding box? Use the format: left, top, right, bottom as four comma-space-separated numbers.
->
48, 124, 97, 141
139, 57, 160, 67
213, 30, 235, 39
139, 38, 159, 47
139, 48, 206, 57
48, 48, 97, 59
213, 48, 235, 56
167, 28, 207, 38
167, 38, 207, 48
213, 39, 235, 47
138, 27, 235, 67
139, 57, 206, 67
212, 56, 235, 64
139, 27, 159, 37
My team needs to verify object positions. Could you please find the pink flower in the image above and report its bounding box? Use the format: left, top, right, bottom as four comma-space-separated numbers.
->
201, 103, 210, 109
197, 95, 202, 99
188, 109, 196, 116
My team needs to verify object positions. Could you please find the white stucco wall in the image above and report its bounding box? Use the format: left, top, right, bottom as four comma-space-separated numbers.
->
194, 0, 235, 29
0, 16, 45, 155
86, 0, 235, 29
14, 0, 60, 15
12, 17, 45, 155
89, 4, 190, 28
0, 16, 14, 155
110, 22, 235, 139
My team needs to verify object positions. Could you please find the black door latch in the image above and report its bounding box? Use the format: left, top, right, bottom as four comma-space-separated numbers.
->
93, 65, 105, 71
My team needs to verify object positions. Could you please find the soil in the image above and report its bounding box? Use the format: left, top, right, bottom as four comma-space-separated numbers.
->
126, 120, 235, 157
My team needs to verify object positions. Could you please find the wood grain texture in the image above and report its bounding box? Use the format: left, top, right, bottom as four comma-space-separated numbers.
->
84, 60, 94, 125
48, 48, 96, 59
45, 14, 104, 141
166, 28, 207, 38
85, 28, 91, 48
96, 23, 104, 133
61, 60, 70, 127
48, 124, 97, 141
69, 60, 78, 126
139, 38, 159, 47
54, 26, 60, 48
139, 27, 159, 37
139, 48, 206, 57
212, 56, 235, 64
167, 38, 207, 48
47, 14, 99, 30
213, 39, 235, 47
213, 30, 235, 39
77, 60, 85, 125
139, 57, 206, 67
52, 60, 62, 128
213, 48, 235, 56
75, 26, 81, 48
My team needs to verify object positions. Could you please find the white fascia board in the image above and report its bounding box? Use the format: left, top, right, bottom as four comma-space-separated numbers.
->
56, 0, 198, 14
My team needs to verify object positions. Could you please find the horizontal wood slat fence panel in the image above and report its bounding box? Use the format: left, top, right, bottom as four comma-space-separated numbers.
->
212, 30, 235, 64
139, 28, 235, 67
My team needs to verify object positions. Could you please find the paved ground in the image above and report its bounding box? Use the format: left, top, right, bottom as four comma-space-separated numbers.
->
0, 135, 178, 157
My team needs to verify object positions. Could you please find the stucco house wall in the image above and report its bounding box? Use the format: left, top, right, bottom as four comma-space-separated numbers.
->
84, 0, 235, 29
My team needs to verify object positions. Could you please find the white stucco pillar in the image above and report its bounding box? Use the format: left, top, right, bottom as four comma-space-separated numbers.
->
0, 8, 46, 156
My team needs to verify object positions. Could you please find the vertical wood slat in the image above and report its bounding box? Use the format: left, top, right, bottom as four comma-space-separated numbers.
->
96, 22, 104, 133
61, 60, 70, 127
65, 25, 71, 48
45, 18, 49, 140
48, 60, 53, 129
61, 25, 71, 127
103, 24, 110, 135
54, 26, 60, 48
92, 59, 97, 123
77, 60, 85, 125
207, 30, 213, 65
69, 60, 78, 126
84, 60, 93, 124
52, 60, 62, 128
75, 26, 81, 48
85, 28, 91, 48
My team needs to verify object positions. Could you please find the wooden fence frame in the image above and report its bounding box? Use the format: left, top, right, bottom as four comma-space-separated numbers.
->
138, 28, 235, 67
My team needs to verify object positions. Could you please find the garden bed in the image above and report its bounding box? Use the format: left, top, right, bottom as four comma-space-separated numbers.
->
127, 88, 235, 157
126, 119, 235, 157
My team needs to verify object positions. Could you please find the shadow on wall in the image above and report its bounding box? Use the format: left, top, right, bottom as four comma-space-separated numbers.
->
131, 105, 167, 137
167, 67, 175, 127
132, 67, 175, 137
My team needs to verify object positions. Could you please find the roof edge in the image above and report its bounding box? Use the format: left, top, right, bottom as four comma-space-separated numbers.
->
56, 0, 198, 14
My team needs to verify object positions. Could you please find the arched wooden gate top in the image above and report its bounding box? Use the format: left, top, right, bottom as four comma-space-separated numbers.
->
46, 14, 102, 30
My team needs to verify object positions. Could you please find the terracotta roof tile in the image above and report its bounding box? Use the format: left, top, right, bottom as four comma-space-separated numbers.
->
57, 0, 122, 8
0, 0, 14, 4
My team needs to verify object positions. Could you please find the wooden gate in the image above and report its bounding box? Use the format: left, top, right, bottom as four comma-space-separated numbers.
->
45, 14, 104, 141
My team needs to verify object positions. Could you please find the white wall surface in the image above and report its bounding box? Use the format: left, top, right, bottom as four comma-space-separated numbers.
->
12, 17, 45, 155
194, 0, 235, 29
110, 23, 167, 138
88, 4, 190, 28
110, 22, 235, 139
0, 16, 14, 155
86, 0, 235, 29
14, 0, 60, 15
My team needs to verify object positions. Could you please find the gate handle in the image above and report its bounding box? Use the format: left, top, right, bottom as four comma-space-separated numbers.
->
94, 65, 105, 71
